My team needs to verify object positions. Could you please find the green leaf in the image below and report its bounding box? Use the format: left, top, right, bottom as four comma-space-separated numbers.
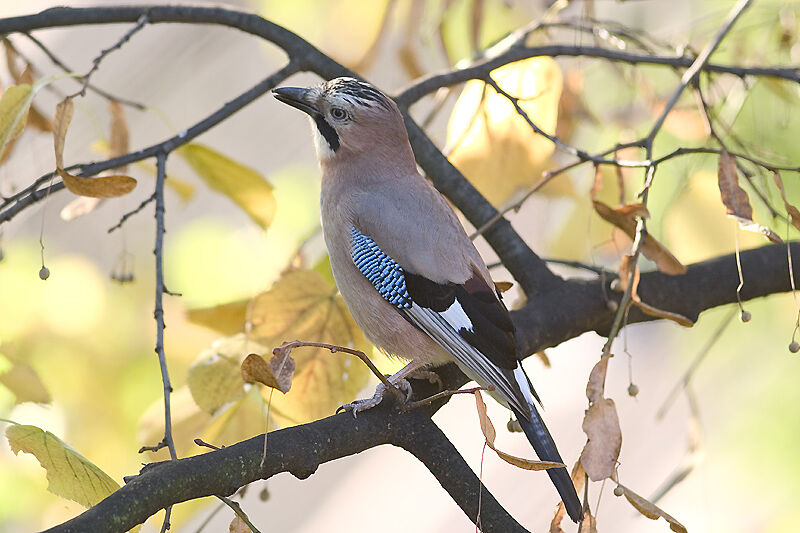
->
5, 424, 119, 508
0, 84, 33, 160
178, 143, 276, 229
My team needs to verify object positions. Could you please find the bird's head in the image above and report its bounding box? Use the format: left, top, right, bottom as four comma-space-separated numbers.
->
273, 78, 411, 165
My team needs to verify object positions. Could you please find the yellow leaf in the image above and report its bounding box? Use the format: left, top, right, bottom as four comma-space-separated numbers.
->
0, 84, 33, 160
187, 334, 263, 414
447, 57, 564, 206
58, 168, 137, 198
248, 269, 370, 425
6, 424, 119, 508
187, 299, 249, 336
474, 390, 564, 471
200, 387, 271, 448
580, 398, 621, 481
179, 143, 276, 229
0, 364, 51, 404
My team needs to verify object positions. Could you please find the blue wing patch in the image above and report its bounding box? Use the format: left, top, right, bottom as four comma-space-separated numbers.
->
349, 226, 412, 308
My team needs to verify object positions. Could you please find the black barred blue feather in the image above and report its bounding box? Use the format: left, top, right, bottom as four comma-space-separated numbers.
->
349, 227, 412, 308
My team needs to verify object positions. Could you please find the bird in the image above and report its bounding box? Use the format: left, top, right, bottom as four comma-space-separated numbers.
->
273, 77, 582, 523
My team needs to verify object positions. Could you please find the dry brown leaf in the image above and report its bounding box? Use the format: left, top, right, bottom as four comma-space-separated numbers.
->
494, 280, 513, 293
616, 481, 687, 533
718, 150, 751, 219
474, 391, 564, 471
53, 98, 73, 169
586, 354, 612, 404
578, 507, 597, 533
632, 300, 694, 327
550, 460, 585, 533
240, 352, 294, 394
535, 350, 551, 368
772, 171, 800, 232
718, 150, 782, 243
593, 200, 687, 275
228, 515, 249, 533
58, 168, 137, 198
618, 255, 694, 327
108, 100, 129, 171
580, 398, 621, 481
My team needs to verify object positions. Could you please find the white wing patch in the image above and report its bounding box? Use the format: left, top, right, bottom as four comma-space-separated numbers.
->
439, 300, 474, 333
513, 365, 537, 410
403, 303, 529, 417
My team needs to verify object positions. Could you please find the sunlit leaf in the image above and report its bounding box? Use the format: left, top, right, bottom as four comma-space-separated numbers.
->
138, 386, 213, 458
717, 150, 781, 243
247, 269, 370, 425
447, 57, 565, 206
474, 390, 564, 471
0, 84, 33, 161
187, 334, 265, 414
0, 364, 51, 404
187, 299, 249, 337
6, 423, 119, 508
179, 143, 276, 229
580, 398, 621, 481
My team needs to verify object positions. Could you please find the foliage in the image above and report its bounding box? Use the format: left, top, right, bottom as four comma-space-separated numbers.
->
0, 1, 799, 532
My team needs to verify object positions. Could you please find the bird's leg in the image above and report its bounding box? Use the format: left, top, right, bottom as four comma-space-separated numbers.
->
339, 360, 429, 417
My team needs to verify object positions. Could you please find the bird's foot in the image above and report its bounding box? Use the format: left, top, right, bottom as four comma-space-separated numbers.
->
405, 369, 442, 388
338, 377, 413, 417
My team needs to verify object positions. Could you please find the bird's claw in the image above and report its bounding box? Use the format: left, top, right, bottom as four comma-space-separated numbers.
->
338, 378, 413, 417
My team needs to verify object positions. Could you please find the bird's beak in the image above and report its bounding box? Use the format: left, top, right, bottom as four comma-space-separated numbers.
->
272, 87, 319, 116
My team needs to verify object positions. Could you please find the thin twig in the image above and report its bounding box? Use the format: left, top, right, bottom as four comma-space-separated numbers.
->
217, 496, 262, 533
151, 150, 177, 461
273, 340, 404, 404
69, 13, 149, 99
107, 192, 156, 233
23, 32, 147, 109
655, 308, 737, 420
403, 385, 493, 411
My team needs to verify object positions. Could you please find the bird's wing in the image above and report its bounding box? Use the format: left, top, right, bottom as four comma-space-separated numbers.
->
348, 225, 535, 418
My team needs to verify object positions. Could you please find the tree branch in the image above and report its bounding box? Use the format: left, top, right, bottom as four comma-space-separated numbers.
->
42, 393, 527, 533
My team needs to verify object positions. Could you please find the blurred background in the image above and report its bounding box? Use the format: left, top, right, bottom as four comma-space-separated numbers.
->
1, 0, 799, 532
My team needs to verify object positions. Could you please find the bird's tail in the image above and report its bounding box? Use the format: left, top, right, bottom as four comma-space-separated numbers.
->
512, 404, 582, 523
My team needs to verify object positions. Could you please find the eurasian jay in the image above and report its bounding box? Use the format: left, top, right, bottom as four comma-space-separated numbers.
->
273, 77, 582, 522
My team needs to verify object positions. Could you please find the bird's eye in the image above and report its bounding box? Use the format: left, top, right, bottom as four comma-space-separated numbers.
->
330, 107, 347, 120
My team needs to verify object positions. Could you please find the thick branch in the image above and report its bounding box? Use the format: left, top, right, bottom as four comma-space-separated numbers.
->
513, 243, 800, 354
43, 394, 526, 533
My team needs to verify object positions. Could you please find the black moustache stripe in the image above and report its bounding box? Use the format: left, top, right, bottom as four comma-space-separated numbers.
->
314, 115, 340, 152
